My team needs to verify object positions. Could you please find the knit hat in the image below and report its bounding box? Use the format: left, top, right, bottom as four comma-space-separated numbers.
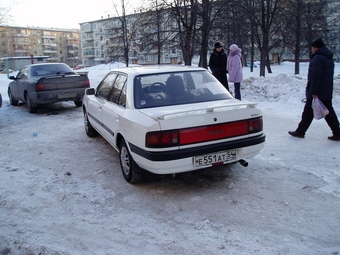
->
229, 44, 238, 51
311, 38, 325, 48
214, 42, 223, 48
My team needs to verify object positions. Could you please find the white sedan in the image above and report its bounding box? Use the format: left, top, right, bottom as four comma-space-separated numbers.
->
82, 65, 265, 183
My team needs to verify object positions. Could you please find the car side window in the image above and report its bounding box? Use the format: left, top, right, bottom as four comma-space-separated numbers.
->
109, 74, 127, 107
96, 73, 117, 100
17, 67, 28, 79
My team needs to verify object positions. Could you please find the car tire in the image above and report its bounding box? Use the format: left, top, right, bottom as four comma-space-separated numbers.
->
119, 140, 143, 183
8, 89, 19, 106
25, 93, 37, 113
74, 100, 82, 107
83, 109, 98, 137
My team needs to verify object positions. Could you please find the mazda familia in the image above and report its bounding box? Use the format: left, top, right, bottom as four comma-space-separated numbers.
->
82, 65, 265, 183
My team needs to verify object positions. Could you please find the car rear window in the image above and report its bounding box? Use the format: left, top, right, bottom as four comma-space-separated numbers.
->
134, 70, 233, 109
31, 64, 75, 76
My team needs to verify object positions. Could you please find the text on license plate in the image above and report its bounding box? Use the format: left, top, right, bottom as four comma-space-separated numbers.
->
58, 92, 77, 99
195, 150, 237, 167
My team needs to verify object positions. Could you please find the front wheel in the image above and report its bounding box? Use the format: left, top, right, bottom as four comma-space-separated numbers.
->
119, 140, 143, 183
8, 89, 19, 106
83, 109, 98, 137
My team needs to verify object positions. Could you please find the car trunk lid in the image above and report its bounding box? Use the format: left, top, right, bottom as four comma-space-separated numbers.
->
140, 99, 263, 146
35, 74, 90, 91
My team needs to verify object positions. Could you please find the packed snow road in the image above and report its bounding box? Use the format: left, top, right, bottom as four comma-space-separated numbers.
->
0, 99, 339, 254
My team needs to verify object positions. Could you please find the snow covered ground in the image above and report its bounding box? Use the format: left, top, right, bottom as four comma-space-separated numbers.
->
0, 62, 339, 254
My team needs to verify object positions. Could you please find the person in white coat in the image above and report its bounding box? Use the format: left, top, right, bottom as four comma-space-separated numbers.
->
227, 44, 243, 100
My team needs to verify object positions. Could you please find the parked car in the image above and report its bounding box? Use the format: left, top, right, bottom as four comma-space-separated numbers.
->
0, 93, 2, 108
246, 61, 258, 68
74, 64, 90, 70
8, 63, 90, 113
82, 65, 265, 183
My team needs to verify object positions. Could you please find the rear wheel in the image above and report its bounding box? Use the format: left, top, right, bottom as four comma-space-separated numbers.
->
83, 109, 98, 137
74, 100, 82, 107
25, 93, 37, 113
8, 89, 19, 106
119, 140, 143, 183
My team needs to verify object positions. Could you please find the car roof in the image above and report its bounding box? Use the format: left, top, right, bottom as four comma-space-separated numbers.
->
110, 65, 207, 76
26, 63, 68, 67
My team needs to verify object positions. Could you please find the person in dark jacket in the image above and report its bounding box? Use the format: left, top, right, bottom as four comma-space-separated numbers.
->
289, 38, 340, 141
209, 42, 229, 91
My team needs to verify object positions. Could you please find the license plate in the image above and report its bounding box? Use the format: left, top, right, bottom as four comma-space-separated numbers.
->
195, 150, 237, 167
58, 92, 77, 99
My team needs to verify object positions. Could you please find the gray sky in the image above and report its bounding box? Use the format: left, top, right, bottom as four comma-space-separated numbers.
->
5, 0, 116, 29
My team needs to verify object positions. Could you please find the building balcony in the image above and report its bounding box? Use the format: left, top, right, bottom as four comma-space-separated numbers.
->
67, 44, 79, 48
43, 50, 58, 54
14, 34, 29, 37
169, 54, 178, 58
83, 45, 95, 49
13, 50, 30, 53
42, 35, 56, 39
42, 43, 57, 47
13, 41, 29, 45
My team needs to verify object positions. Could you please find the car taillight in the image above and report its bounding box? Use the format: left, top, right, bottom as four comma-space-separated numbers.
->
36, 82, 56, 91
146, 117, 263, 148
248, 117, 263, 133
146, 130, 179, 148
75, 80, 90, 88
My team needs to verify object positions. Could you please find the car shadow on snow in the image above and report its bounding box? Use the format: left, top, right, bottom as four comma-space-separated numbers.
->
137, 164, 238, 189
15, 101, 82, 115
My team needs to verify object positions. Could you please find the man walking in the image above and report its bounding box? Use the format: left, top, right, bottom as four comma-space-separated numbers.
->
288, 38, 340, 141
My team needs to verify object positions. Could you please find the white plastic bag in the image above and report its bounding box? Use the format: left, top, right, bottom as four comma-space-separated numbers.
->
312, 98, 329, 120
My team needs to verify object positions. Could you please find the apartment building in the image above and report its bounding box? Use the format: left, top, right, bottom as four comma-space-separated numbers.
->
0, 26, 81, 69
79, 12, 182, 67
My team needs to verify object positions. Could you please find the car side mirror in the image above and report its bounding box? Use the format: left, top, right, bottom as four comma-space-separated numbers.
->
9, 76, 16, 80
85, 88, 95, 95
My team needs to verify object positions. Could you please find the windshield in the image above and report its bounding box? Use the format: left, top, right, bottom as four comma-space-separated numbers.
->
134, 70, 233, 109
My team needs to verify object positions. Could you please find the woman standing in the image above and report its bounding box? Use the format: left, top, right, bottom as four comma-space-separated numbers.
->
227, 44, 243, 100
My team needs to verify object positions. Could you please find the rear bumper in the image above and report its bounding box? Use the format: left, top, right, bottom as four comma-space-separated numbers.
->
129, 134, 266, 174
28, 88, 87, 105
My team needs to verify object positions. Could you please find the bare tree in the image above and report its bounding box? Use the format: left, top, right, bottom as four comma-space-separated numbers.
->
137, 0, 178, 64
168, 0, 198, 65
327, 1, 340, 61
196, 0, 225, 68
104, 0, 137, 66
282, 0, 328, 74
254, 0, 285, 76
91, 0, 339, 72
0, 0, 16, 25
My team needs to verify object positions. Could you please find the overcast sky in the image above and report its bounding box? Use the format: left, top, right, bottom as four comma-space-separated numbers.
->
5, 0, 126, 29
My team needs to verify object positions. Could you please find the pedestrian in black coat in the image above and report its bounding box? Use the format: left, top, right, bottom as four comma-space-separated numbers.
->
289, 38, 340, 141
209, 42, 229, 91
